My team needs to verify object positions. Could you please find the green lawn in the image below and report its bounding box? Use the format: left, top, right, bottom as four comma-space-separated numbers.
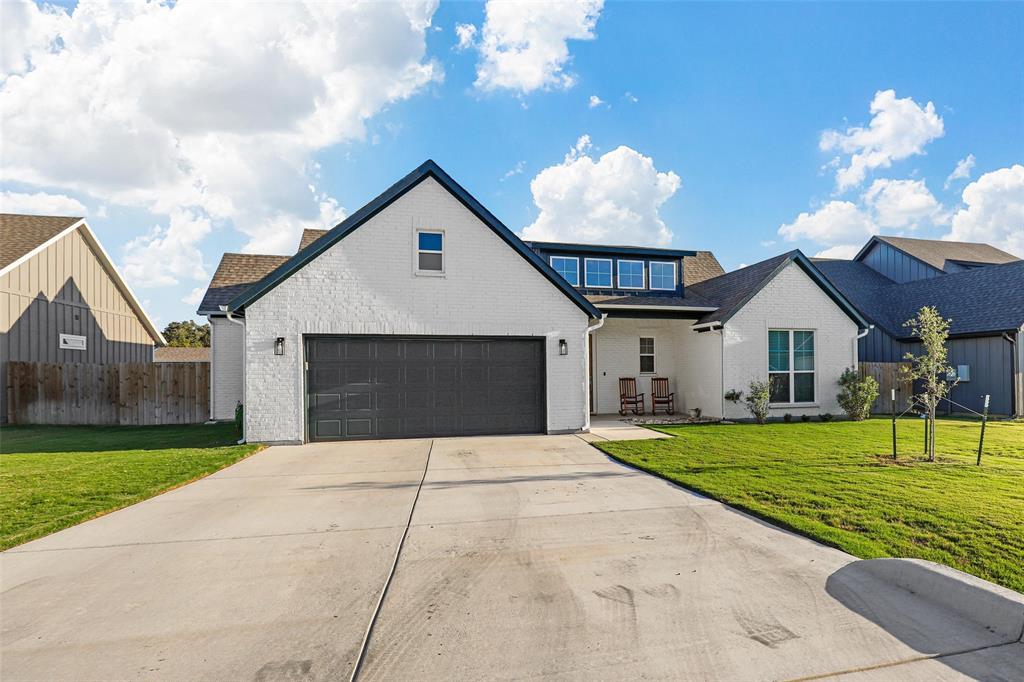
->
0, 423, 263, 550
596, 418, 1024, 593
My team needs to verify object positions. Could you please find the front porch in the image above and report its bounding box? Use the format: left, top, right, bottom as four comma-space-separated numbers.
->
588, 316, 724, 419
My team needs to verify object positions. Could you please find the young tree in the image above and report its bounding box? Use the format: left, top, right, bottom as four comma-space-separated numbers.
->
162, 320, 211, 347
900, 306, 955, 461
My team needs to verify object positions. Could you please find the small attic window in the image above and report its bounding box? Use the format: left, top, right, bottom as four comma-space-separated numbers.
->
416, 230, 444, 273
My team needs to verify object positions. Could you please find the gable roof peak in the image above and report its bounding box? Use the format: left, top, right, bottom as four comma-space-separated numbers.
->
226, 159, 601, 318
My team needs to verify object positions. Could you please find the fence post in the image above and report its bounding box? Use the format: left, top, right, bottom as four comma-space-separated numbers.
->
891, 388, 897, 460
977, 394, 990, 466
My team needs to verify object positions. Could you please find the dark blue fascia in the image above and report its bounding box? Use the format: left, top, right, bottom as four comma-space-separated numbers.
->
527, 243, 688, 297
227, 160, 602, 319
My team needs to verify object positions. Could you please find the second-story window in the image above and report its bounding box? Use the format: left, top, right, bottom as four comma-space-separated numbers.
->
618, 260, 645, 289
550, 256, 579, 286
649, 261, 676, 290
584, 258, 613, 288
416, 230, 444, 273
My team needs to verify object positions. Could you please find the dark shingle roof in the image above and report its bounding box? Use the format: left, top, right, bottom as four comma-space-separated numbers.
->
198, 253, 290, 314
586, 293, 717, 309
0, 213, 82, 270
154, 347, 211, 363
816, 259, 1024, 338
682, 251, 725, 286
688, 252, 793, 324
860, 235, 1020, 272
298, 228, 328, 252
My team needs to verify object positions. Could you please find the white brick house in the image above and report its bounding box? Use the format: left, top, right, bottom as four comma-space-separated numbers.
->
198, 160, 868, 443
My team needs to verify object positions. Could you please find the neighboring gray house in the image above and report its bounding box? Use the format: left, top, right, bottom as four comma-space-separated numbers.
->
816, 236, 1023, 417
0, 213, 165, 421
198, 160, 868, 443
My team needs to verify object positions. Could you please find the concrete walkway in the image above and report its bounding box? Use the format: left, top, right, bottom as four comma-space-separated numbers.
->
583, 414, 672, 441
2, 434, 1020, 681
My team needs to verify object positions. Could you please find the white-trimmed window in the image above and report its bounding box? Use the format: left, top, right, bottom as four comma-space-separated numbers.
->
617, 260, 645, 289
649, 261, 676, 290
639, 337, 655, 373
584, 258, 613, 288
768, 329, 815, 404
416, 230, 444, 273
550, 256, 580, 286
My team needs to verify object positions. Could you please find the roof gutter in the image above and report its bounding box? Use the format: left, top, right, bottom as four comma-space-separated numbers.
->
597, 304, 718, 312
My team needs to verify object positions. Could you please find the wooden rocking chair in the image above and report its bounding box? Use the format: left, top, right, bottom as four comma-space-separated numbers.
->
618, 377, 645, 415
651, 377, 675, 415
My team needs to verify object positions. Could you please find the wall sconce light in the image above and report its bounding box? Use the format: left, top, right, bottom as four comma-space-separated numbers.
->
274, 337, 285, 355
558, 339, 568, 356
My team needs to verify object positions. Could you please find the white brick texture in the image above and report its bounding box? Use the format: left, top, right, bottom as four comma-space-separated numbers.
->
209, 316, 244, 421
243, 177, 592, 442
721, 261, 858, 419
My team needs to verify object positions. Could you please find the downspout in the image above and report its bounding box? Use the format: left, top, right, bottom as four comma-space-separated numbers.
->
854, 325, 873, 367
1003, 331, 1017, 418
220, 305, 246, 443
584, 314, 607, 429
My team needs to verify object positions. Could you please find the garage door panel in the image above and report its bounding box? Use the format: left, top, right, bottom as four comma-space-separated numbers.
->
307, 336, 545, 441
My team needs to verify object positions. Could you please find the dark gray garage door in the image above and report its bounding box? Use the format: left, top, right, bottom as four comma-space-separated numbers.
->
306, 336, 546, 441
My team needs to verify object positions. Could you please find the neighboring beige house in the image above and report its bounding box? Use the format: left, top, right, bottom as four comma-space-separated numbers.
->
154, 347, 210, 363
0, 214, 165, 421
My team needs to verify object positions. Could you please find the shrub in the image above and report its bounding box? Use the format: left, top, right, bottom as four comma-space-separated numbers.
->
836, 368, 879, 421
820, 413, 834, 422
783, 413, 793, 423
744, 380, 771, 424
801, 414, 811, 422
724, 389, 743, 404
234, 402, 244, 436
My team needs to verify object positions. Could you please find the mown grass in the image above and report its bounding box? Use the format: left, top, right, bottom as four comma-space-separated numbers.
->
596, 417, 1024, 593
0, 423, 262, 550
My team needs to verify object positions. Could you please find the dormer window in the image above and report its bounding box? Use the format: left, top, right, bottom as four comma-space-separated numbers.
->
649, 261, 676, 291
550, 256, 579, 286
617, 260, 644, 289
584, 258, 612, 288
416, 230, 444, 273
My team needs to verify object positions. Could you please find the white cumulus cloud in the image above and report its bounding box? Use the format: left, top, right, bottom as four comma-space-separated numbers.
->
471, 0, 603, 94
814, 244, 861, 260
862, 178, 945, 229
122, 209, 212, 288
454, 22, 477, 50
778, 201, 877, 245
945, 165, 1024, 257
182, 287, 206, 307
588, 94, 605, 108
0, 190, 87, 216
944, 154, 976, 190
521, 135, 681, 246
820, 89, 944, 191
1, 0, 442, 286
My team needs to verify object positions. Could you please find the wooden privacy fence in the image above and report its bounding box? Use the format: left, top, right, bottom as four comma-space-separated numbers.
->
859, 361, 913, 414
6, 361, 209, 425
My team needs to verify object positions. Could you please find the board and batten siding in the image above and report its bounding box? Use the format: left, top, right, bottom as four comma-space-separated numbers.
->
858, 326, 1017, 416
860, 241, 943, 283
1, 226, 156, 421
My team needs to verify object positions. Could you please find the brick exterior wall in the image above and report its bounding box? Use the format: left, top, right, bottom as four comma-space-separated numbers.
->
243, 177, 592, 443
210, 316, 244, 421
721, 261, 858, 419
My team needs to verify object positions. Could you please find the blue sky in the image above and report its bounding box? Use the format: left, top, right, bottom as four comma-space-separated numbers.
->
1, 1, 1021, 328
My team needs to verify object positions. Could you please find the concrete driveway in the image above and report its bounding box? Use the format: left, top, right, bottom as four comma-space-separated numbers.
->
2, 433, 1020, 681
